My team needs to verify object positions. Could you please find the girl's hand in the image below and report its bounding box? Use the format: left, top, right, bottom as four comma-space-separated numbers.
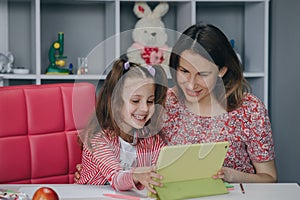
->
132, 166, 163, 194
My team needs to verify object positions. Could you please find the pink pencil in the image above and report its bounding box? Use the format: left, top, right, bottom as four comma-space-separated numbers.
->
103, 193, 142, 200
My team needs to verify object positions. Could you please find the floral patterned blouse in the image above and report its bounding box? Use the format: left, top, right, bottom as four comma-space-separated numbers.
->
162, 88, 275, 174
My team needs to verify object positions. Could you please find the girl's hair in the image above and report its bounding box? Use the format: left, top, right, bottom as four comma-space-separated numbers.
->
169, 23, 251, 111
83, 58, 168, 146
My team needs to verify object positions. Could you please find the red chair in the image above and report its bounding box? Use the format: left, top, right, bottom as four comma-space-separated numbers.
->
0, 83, 95, 183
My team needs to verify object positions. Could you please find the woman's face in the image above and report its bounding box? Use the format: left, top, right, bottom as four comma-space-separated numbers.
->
119, 77, 155, 132
176, 50, 221, 105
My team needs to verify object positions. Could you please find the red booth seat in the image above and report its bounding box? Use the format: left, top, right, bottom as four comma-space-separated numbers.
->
0, 83, 95, 184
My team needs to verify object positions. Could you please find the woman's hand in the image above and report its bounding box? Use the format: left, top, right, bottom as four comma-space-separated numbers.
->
212, 167, 235, 182
74, 164, 82, 182
132, 166, 163, 194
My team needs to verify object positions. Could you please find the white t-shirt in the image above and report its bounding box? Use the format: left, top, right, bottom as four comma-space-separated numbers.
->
119, 137, 137, 171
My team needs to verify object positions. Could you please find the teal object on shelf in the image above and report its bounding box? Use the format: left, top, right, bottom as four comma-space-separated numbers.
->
46, 32, 69, 74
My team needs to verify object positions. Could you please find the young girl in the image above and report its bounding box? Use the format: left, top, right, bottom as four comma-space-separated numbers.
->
163, 23, 277, 183
75, 59, 168, 194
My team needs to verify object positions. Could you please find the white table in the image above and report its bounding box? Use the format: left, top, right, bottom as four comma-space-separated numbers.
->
0, 183, 299, 200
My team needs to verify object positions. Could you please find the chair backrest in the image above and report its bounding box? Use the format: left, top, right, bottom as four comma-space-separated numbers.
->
0, 83, 95, 183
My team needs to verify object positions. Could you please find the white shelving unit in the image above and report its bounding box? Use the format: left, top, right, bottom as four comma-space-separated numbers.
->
0, 0, 270, 106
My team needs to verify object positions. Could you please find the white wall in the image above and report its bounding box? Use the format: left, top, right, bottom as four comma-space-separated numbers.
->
270, 0, 300, 184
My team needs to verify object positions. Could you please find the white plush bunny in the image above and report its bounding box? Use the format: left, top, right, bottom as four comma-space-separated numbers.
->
0, 52, 14, 73
127, 2, 171, 77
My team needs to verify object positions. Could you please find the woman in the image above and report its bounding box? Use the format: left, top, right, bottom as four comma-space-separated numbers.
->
162, 23, 277, 183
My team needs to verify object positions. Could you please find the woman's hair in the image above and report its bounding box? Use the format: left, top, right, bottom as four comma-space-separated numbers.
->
83, 58, 168, 146
169, 23, 251, 111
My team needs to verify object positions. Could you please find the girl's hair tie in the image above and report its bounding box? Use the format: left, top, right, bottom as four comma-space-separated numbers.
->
123, 61, 130, 70
145, 65, 155, 77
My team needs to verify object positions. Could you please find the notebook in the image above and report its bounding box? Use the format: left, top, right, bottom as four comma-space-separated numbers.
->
152, 142, 229, 200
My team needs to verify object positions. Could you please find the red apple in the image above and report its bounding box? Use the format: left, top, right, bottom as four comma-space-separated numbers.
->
32, 187, 59, 200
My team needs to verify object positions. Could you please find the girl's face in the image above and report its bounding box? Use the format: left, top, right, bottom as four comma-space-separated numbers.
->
177, 50, 222, 105
120, 77, 155, 132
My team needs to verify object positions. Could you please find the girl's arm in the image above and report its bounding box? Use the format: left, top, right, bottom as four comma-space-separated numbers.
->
131, 134, 166, 194
213, 160, 277, 183
76, 134, 165, 192
88, 136, 138, 191
92, 135, 165, 192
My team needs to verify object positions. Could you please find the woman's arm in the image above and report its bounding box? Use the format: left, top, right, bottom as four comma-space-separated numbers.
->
213, 160, 277, 183
215, 95, 276, 183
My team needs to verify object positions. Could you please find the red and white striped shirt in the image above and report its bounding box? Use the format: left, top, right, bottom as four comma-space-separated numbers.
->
76, 129, 165, 191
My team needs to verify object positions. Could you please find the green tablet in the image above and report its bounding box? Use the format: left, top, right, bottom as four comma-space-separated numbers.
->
153, 142, 229, 200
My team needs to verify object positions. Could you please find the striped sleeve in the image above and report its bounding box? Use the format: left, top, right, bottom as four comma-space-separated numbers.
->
150, 134, 166, 166
90, 135, 137, 191
113, 134, 165, 191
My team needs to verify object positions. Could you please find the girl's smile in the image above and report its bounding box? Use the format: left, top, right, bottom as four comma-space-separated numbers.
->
131, 113, 148, 123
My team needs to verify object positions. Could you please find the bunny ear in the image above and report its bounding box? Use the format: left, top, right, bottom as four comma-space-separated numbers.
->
133, 2, 152, 18
152, 2, 169, 18
7, 52, 14, 63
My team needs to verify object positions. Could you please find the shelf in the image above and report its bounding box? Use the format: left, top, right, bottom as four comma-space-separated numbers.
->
243, 72, 265, 78
0, 0, 270, 106
40, 74, 106, 80
0, 74, 37, 79
0, 72, 264, 80
40, 0, 116, 75
0, 0, 36, 74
